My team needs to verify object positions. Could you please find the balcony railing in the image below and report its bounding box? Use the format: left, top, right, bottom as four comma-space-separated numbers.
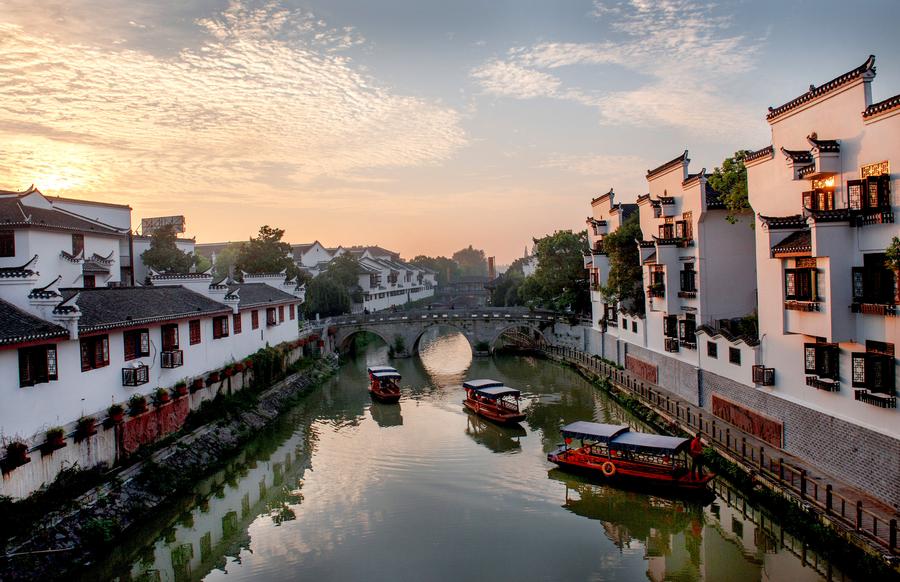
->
805, 376, 839, 392
664, 338, 680, 352
122, 364, 150, 387
648, 285, 665, 298
678, 290, 697, 299
161, 349, 184, 368
752, 365, 775, 386
850, 302, 897, 317
854, 390, 897, 408
785, 300, 820, 312
853, 209, 894, 227
680, 339, 697, 350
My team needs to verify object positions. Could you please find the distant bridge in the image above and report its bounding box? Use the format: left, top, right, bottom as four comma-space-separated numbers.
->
329, 308, 563, 356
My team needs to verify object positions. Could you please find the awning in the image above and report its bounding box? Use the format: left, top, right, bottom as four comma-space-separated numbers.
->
368, 366, 398, 375
372, 371, 401, 380
472, 386, 520, 399
462, 379, 505, 390
561, 421, 629, 443
608, 431, 689, 454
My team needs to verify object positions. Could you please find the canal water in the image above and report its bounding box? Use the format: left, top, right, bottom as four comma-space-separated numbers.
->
92, 329, 850, 582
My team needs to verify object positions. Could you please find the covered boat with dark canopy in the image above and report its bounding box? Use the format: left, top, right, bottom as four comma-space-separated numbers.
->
462, 379, 526, 424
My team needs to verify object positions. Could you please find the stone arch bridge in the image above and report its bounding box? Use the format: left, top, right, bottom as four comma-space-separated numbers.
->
328, 308, 565, 356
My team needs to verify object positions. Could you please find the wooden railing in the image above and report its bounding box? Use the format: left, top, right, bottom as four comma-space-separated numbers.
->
542, 344, 898, 555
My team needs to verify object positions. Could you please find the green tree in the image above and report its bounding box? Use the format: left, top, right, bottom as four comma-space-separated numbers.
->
213, 242, 244, 278
451, 245, 488, 277
600, 213, 644, 315
707, 150, 751, 224
141, 225, 194, 274
303, 276, 351, 318
323, 254, 363, 303
236, 225, 300, 279
517, 230, 589, 313
193, 252, 211, 273
410, 255, 460, 286
489, 255, 532, 307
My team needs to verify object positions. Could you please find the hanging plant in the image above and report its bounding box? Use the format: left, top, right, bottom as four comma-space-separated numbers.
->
192, 378, 205, 391
233, 362, 244, 373
6, 441, 29, 467
108, 403, 125, 424
206, 371, 220, 386
76, 416, 98, 438
45, 426, 66, 449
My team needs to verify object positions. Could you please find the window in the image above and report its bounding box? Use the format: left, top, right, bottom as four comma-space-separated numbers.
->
161, 324, 179, 351
83, 275, 96, 288
212, 316, 229, 339
802, 189, 834, 211
278, 305, 285, 323
189, 320, 201, 345
266, 307, 277, 326
675, 220, 686, 239
289, 304, 295, 320
679, 315, 696, 346
680, 263, 696, 292
0, 231, 14, 257
852, 253, 898, 304
80, 335, 110, 371
729, 347, 741, 365
632, 321, 637, 333
658, 223, 674, 239
19, 345, 58, 387
251, 310, 259, 330
707, 341, 718, 359
682, 212, 693, 240
848, 180, 863, 211
123, 329, 150, 361
622, 318, 627, 328
71, 233, 84, 256
663, 315, 678, 338
852, 343, 895, 395
233, 313, 242, 334
804, 342, 839, 380
785, 262, 817, 301
605, 305, 616, 322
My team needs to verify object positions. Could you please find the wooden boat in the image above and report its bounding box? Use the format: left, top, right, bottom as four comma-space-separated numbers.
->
367, 366, 402, 403
462, 379, 526, 424
547, 421, 714, 491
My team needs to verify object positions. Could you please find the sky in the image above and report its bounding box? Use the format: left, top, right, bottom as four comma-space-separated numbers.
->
1, 1, 899, 263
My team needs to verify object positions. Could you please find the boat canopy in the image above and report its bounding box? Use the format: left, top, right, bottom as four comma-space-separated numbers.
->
472, 386, 521, 399
561, 421, 630, 443
463, 379, 505, 390
368, 366, 398, 375
371, 370, 401, 380
608, 431, 690, 454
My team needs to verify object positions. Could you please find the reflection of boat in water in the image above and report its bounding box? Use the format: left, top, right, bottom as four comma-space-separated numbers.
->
464, 410, 526, 453
370, 401, 404, 428
462, 379, 526, 424
548, 422, 714, 493
367, 366, 402, 403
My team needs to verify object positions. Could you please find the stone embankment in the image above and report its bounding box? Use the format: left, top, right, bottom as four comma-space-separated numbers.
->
0, 356, 338, 581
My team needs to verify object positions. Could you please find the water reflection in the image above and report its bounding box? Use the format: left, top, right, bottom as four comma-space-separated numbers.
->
87, 329, 849, 582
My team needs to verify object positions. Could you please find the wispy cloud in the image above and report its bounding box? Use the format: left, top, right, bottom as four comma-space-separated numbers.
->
471, 0, 763, 137
0, 1, 466, 200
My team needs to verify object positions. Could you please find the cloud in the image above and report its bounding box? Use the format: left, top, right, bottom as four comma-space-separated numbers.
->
470, 0, 763, 137
0, 1, 467, 200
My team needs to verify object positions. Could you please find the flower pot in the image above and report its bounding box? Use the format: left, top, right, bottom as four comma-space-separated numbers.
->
6, 443, 29, 466
175, 385, 189, 397
192, 378, 204, 392
243, 360, 253, 369
110, 411, 125, 423
157, 394, 171, 405
48, 435, 65, 448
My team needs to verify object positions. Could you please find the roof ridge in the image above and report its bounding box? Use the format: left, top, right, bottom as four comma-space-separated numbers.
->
767, 55, 876, 121
646, 150, 688, 179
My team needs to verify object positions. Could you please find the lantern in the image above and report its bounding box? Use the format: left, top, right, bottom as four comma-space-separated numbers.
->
564, 437, 572, 445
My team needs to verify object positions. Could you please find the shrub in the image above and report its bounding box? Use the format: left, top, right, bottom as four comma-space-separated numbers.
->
129, 394, 148, 414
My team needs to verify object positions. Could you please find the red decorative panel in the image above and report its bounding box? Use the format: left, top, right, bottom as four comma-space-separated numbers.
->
118, 398, 190, 456
711, 394, 783, 449
625, 354, 657, 384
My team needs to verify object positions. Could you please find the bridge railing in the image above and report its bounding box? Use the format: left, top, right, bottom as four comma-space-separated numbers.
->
327, 307, 570, 327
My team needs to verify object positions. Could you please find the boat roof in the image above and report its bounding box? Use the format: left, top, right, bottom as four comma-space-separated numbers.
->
463, 379, 505, 390
368, 365, 398, 374
472, 386, 521, 398
561, 421, 630, 443
372, 370, 401, 379
608, 431, 690, 454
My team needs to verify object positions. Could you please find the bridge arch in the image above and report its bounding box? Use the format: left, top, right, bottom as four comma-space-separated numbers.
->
411, 321, 475, 355
336, 328, 393, 353
489, 323, 548, 351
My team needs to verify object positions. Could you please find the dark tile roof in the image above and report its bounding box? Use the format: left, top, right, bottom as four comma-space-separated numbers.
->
0, 196, 125, 236
0, 298, 69, 346
646, 150, 688, 179
744, 145, 774, 163
809, 208, 851, 223
0, 254, 39, 279
45, 195, 131, 210
772, 230, 812, 256
863, 93, 900, 119
226, 282, 299, 309
60, 286, 231, 332
767, 55, 876, 121
619, 204, 639, 221
82, 259, 111, 274
780, 147, 813, 164
705, 184, 726, 209
759, 214, 806, 229
806, 133, 839, 152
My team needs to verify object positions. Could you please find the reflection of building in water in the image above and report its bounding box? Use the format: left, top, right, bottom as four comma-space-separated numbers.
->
370, 402, 403, 428
555, 475, 842, 582
464, 411, 526, 453
125, 426, 314, 582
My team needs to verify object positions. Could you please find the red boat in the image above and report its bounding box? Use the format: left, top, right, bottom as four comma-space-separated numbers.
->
462, 379, 526, 424
367, 366, 402, 403
548, 421, 714, 492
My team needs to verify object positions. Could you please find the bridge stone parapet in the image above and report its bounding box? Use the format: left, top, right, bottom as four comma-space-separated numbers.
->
329, 308, 563, 356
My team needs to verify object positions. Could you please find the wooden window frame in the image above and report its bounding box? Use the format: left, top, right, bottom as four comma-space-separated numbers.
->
19, 344, 58, 387
785, 268, 817, 301
804, 342, 839, 380
80, 335, 110, 371
212, 316, 229, 339
123, 328, 150, 361
289, 304, 295, 320
707, 341, 718, 359
161, 323, 179, 351
278, 305, 285, 323
233, 312, 242, 334
71, 233, 84, 256
0, 230, 14, 257
251, 310, 259, 330
266, 307, 277, 326
83, 274, 96, 289
680, 263, 696, 292
729, 347, 741, 365
189, 319, 202, 345
663, 315, 678, 338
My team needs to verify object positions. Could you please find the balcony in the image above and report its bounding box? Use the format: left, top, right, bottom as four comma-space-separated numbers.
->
752, 365, 775, 386
854, 390, 897, 408
784, 300, 820, 312
664, 338, 680, 353
805, 376, 839, 392
122, 365, 150, 387
680, 339, 697, 350
851, 303, 897, 317
854, 209, 894, 227
161, 350, 184, 368
677, 290, 697, 299
647, 285, 665, 299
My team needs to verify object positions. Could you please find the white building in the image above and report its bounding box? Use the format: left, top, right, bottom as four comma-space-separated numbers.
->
292, 241, 345, 277
743, 54, 898, 441
351, 247, 436, 313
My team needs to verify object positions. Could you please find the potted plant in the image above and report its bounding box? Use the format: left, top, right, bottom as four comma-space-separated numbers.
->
206, 371, 220, 386
154, 387, 171, 406
108, 403, 125, 424
223, 366, 234, 378
76, 416, 98, 438
46, 426, 66, 449
243, 359, 253, 369
174, 381, 189, 397
233, 362, 244, 373
6, 441, 29, 467
129, 394, 148, 415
